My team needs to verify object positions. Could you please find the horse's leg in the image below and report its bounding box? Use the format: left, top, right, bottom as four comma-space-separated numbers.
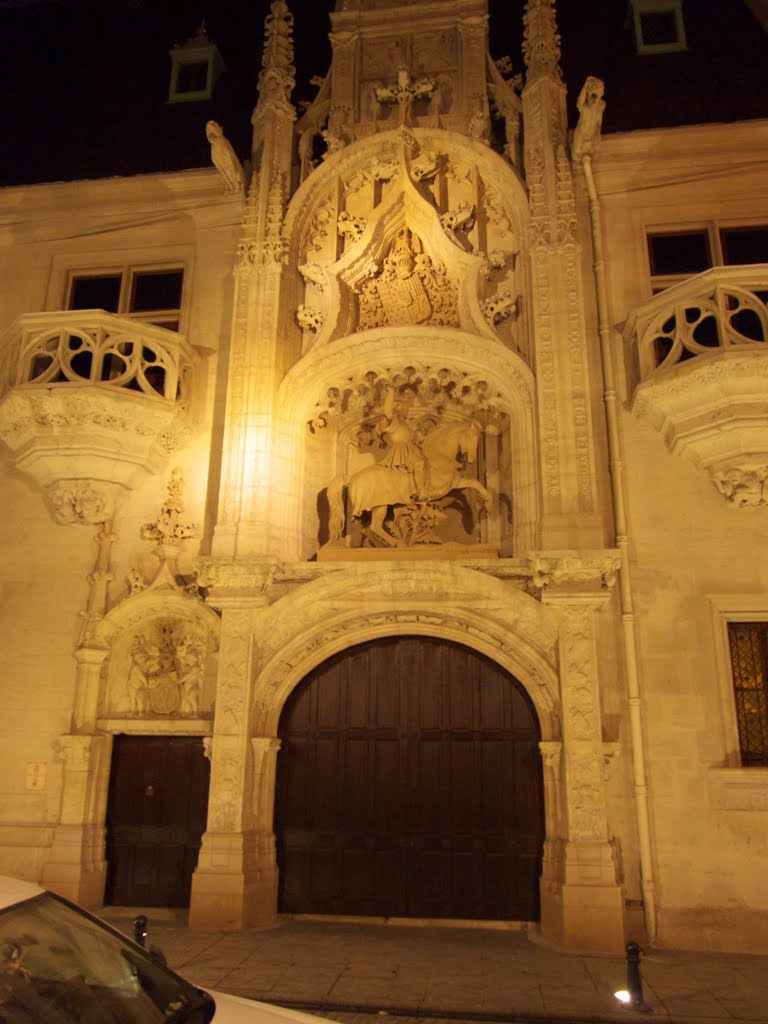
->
459, 478, 493, 510
364, 505, 398, 547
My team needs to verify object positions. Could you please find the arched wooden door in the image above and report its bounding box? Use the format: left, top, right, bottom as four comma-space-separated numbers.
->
275, 636, 544, 921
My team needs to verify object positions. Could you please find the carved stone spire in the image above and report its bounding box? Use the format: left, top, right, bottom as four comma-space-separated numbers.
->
523, 0, 563, 84
255, 1, 296, 110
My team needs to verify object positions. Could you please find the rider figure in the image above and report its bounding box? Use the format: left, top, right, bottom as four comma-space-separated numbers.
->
377, 388, 431, 500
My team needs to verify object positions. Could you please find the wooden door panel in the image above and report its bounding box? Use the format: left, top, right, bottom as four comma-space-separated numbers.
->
276, 636, 544, 920
105, 735, 209, 907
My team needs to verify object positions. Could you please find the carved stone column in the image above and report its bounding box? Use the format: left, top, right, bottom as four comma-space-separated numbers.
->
189, 559, 279, 929
533, 551, 625, 953
42, 734, 111, 907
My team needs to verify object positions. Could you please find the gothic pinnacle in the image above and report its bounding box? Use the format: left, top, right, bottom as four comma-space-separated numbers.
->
523, 0, 563, 84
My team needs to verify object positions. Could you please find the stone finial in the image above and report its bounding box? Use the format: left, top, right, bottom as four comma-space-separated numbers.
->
523, 0, 563, 83
256, 0, 296, 104
141, 468, 198, 547
572, 77, 605, 163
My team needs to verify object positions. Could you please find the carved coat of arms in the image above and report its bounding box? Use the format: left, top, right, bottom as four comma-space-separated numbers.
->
358, 228, 458, 330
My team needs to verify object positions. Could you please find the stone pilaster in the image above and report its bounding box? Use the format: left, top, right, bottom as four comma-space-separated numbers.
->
523, 0, 602, 547
189, 559, 279, 929
213, 2, 296, 558
533, 551, 625, 953
42, 734, 111, 907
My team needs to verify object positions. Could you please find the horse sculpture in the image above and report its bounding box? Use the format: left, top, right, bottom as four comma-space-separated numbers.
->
327, 418, 492, 547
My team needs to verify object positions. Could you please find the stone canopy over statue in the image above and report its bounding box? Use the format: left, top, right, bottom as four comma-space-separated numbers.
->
324, 388, 492, 551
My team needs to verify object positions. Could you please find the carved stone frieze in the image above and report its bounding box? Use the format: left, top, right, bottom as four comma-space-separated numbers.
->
356, 228, 458, 330
529, 550, 622, 592
196, 557, 281, 600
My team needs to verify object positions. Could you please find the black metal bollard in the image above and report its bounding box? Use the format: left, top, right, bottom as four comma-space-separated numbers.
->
626, 941, 647, 1010
132, 914, 148, 948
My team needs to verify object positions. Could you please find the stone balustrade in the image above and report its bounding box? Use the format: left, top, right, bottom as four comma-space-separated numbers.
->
625, 266, 768, 507
0, 310, 196, 408
0, 311, 202, 518
625, 265, 768, 383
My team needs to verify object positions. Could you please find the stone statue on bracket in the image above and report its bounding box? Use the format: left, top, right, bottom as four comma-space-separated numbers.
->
206, 121, 245, 194
326, 397, 492, 549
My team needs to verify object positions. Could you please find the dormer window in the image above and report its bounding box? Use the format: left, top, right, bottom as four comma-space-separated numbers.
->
168, 24, 225, 104
630, 0, 687, 55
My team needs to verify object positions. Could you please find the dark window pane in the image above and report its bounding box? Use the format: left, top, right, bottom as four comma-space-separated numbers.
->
131, 270, 183, 313
69, 274, 121, 312
640, 10, 679, 46
177, 60, 209, 94
721, 227, 768, 266
648, 232, 711, 276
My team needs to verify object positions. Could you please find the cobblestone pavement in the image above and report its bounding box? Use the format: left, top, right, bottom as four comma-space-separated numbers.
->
100, 911, 768, 1024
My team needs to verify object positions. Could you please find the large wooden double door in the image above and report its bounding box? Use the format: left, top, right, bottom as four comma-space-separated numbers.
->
275, 636, 544, 921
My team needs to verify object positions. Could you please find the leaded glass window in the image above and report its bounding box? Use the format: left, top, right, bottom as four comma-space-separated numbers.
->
727, 622, 768, 767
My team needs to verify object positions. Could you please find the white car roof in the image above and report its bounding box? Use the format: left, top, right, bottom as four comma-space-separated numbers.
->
0, 874, 45, 911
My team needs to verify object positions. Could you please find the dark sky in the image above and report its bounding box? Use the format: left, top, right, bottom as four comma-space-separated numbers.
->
0, 0, 765, 187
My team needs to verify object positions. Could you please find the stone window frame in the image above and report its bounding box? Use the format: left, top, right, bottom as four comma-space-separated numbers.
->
46, 246, 193, 335
707, 596, 768, 808
630, 0, 687, 56
645, 220, 768, 294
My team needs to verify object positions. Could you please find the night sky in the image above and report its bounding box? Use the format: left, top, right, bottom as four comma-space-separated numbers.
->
0, 0, 765, 187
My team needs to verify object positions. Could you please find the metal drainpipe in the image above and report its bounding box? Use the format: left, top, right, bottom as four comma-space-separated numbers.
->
581, 153, 658, 944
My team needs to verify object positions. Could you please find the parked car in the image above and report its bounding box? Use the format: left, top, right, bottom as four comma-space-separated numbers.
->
0, 874, 324, 1023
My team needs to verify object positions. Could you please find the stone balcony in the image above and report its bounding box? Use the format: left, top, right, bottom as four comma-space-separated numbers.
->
624, 265, 768, 506
0, 310, 201, 523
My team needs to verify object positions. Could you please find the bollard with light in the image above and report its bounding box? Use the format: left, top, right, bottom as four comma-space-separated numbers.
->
132, 913, 148, 948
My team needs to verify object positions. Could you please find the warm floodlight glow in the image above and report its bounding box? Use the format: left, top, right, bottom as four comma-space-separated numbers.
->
614, 989, 632, 1004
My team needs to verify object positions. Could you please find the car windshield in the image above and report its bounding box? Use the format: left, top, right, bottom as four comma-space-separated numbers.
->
0, 891, 213, 1023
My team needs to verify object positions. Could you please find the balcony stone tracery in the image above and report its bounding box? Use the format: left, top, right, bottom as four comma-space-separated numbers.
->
0, 310, 201, 523
624, 265, 768, 507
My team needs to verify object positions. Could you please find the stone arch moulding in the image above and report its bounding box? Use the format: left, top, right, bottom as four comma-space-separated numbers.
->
271, 327, 540, 558
79, 586, 222, 731
250, 563, 560, 739
284, 127, 527, 347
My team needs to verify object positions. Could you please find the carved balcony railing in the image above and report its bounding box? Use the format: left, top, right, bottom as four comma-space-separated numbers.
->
624, 266, 768, 507
0, 311, 202, 523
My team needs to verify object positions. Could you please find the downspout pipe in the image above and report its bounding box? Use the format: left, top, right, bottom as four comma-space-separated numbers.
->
580, 151, 658, 944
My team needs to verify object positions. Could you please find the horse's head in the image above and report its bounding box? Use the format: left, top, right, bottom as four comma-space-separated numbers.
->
457, 419, 483, 463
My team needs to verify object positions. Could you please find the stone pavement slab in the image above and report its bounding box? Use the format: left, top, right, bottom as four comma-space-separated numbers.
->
99, 911, 768, 1024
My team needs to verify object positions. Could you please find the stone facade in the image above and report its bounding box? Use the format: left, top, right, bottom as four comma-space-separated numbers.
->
0, 0, 766, 955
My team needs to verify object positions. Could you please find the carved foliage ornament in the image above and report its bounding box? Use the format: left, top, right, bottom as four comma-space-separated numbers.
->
141, 468, 198, 546
308, 364, 504, 435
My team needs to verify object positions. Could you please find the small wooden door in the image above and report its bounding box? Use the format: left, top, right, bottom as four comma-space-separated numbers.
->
275, 636, 544, 921
105, 735, 210, 907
